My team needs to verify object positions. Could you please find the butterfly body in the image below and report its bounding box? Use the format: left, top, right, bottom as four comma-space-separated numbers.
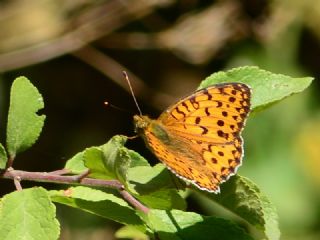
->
134, 115, 200, 160
133, 83, 251, 193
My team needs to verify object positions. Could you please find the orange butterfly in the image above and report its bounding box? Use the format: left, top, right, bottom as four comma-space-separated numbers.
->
133, 82, 251, 193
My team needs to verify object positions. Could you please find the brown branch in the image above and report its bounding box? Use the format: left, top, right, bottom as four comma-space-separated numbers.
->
72, 45, 176, 110
120, 189, 149, 213
0, 0, 171, 72
48, 169, 71, 175
6, 157, 14, 169
2, 168, 149, 214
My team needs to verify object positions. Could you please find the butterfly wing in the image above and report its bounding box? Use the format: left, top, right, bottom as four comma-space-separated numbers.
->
159, 83, 251, 143
148, 83, 251, 192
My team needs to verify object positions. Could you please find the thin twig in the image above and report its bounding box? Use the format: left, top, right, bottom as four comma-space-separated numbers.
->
48, 169, 71, 175
120, 189, 149, 213
73, 169, 90, 182
13, 176, 22, 191
2, 168, 149, 213
6, 157, 14, 169
3, 169, 123, 188
0, 0, 167, 72
72, 46, 146, 97
72, 45, 175, 110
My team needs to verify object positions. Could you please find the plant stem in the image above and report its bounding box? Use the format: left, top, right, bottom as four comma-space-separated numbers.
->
13, 176, 22, 191
120, 189, 149, 213
2, 168, 149, 214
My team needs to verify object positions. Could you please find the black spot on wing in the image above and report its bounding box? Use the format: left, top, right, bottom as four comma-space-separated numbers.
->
176, 107, 186, 117
195, 117, 201, 124
182, 101, 190, 112
200, 126, 208, 135
205, 108, 210, 116
216, 101, 223, 107
229, 97, 236, 103
217, 120, 224, 126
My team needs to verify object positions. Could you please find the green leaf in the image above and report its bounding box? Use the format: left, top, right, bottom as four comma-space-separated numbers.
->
207, 175, 280, 240
64, 151, 88, 174
50, 186, 145, 229
199, 66, 313, 111
84, 147, 114, 179
115, 225, 148, 240
128, 150, 150, 167
6, 77, 45, 159
0, 187, 60, 240
128, 157, 187, 210
101, 135, 131, 183
51, 186, 128, 204
146, 209, 253, 240
65, 137, 149, 179
128, 164, 182, 195
137, 189, 186, 210
0, 143, 7, 169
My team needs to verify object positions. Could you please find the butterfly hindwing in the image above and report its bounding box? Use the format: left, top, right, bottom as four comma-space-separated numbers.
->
143, 128, 220, 192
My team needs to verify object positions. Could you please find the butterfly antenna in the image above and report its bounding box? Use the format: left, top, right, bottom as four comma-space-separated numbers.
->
123, 71, 143, 116
103, 101, 132, 114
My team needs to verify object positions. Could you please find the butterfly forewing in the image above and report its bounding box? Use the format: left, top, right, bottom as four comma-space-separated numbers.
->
160, 83, 250, 143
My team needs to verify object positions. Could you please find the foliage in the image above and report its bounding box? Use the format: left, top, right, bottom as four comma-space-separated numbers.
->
0, 67, 313, 240
0, 187, 60, 240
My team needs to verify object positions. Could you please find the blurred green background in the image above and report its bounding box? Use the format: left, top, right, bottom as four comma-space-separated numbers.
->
0, 0, 319, 239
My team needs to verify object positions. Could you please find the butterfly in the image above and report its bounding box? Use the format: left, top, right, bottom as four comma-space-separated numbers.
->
133, 83, 251, 193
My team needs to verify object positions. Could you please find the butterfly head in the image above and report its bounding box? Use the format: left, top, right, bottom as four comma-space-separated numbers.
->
133, 115, 151, 135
